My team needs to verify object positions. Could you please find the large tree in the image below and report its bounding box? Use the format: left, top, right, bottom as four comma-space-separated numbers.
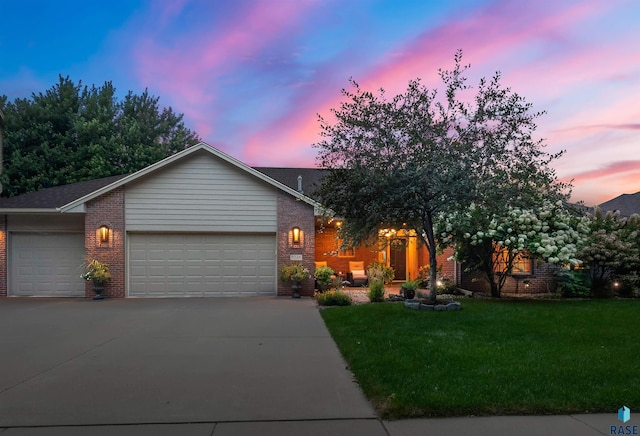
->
315, 51, 567, 302
0, 76, 200, 196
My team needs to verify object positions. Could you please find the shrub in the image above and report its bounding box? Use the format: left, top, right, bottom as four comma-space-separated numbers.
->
315, 289, 352, 306
418, 264, 444, 288
437, 276, 457, 294
617, 272, 640, 297
368, 262, 394, 284
555, 269, 591, 298
368, 280, 385, 303
314, 265, 335, 288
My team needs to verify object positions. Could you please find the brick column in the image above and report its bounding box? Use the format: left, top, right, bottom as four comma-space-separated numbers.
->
85, 188, 125, 298
277, 193, 315, 297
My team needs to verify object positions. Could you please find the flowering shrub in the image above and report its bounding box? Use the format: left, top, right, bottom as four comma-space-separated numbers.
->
280, 263, 311, 283
438, 200, 587, 297
575, 209, 640, 297
81, 259, 111, 284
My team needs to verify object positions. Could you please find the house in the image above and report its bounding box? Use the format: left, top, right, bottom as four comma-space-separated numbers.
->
597, 191, 640, 217
0, 143, 320, 298
1, 139, 588, 299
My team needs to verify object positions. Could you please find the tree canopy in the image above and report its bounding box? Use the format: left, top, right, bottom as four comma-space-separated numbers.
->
576, 209, 640, 296
0, 76, 200, 196
315, 51, 569, 302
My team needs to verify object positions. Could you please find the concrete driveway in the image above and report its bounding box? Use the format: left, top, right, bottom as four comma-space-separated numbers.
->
0, 297, 377, 432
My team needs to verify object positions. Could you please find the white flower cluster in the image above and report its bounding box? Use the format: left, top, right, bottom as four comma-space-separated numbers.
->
440, 200, 586, 266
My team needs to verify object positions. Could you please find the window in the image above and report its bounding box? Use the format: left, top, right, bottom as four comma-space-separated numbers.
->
337, 239, 355, 258
494, 249, 532, 275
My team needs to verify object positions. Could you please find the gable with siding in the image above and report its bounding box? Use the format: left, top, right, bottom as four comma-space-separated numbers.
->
125, 149, 278, 232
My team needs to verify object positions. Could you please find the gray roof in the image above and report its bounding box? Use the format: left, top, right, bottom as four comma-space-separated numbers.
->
0, 167, 328, 210
253, 167, 328, 202
0, 174, 129, 209
598, 191, 640, 217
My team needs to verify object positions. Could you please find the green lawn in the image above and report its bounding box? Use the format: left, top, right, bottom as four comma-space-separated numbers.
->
320, 299, 640, 419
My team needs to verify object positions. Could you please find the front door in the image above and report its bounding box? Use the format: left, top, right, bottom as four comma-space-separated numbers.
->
389, 239, 407, 281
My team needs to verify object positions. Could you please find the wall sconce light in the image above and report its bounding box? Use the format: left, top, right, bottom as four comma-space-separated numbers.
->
99, 225, 110, 243
292, 226, 301, 244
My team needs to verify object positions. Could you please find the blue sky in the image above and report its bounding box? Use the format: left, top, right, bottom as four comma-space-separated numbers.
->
1, 0, 639, 205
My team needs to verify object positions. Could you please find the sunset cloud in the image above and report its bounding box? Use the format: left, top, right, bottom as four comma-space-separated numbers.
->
2, 0, 637, 206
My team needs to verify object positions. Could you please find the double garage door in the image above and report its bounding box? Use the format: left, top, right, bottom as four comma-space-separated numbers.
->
128, 233, 276, 297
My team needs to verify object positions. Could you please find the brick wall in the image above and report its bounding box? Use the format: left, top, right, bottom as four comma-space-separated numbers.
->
0, 215, 6, 297
416, 245, 456, 280
277, 193, 316, 296
314, 227, 379, 277
85, 188, 125, 298
460, 258, 559, 295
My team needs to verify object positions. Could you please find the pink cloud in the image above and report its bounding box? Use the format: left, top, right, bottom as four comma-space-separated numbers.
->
566, 160, 640, 182
132, 0, 321, 138
240, 0, 616, 166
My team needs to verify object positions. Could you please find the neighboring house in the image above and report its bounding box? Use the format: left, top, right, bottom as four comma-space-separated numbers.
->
597, 191, 640, 217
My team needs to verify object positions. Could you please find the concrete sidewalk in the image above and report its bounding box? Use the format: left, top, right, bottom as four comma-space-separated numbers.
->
0, 413, 622, 435
0, 298, 626, 435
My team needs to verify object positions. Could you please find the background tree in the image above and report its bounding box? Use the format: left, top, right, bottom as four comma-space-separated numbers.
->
0, 76, 200, 196
315, 51, 566, 302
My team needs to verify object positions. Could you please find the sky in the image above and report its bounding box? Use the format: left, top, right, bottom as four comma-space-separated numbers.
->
1, 0, 639, 206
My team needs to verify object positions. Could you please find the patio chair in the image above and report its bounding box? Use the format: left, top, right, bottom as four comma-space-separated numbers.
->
347, 261, 368, 287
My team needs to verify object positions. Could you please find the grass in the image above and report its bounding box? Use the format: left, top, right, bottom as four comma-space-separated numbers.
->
320, 299, 640, 419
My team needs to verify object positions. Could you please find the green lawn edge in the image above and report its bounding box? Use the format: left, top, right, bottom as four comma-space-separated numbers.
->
320, 299, 640, 420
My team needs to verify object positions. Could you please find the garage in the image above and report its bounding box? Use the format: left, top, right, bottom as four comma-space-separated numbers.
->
9, 233, 86, 297
128, 233, 276, 297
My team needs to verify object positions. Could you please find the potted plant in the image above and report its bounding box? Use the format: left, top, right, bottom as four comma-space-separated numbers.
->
280, 263, 311, 298
400, 279, 420, 300
314, 265, 334, 292
82, 259, 111, 300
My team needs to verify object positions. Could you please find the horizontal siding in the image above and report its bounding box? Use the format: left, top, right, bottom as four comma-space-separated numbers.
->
125, 151, 278, 232
7, 214, 85, 232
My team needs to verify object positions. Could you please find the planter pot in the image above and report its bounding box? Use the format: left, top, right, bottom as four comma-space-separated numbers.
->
291, 282, 302, 299
402, 288, 416, 300
92, 284, 105, 300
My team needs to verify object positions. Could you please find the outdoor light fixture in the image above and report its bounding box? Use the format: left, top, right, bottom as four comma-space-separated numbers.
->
292, 226, 301, 244
99, 225, 110, 243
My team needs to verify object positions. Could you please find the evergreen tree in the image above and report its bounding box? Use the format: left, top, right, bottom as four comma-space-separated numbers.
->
0, 76, 201, 196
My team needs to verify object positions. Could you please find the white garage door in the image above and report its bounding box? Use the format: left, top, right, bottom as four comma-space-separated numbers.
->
9, 233, 86, 297
128, 233, 276, 297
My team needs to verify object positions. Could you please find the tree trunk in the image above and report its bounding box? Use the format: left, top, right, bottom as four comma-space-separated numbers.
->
422, 213, 438, 304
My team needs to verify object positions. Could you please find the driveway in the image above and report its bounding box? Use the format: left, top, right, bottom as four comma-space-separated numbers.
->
0, 297, 376, 428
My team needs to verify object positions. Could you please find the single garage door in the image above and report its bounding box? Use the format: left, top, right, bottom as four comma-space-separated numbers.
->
9, 233, 86, 297
128, 233, 276, 297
